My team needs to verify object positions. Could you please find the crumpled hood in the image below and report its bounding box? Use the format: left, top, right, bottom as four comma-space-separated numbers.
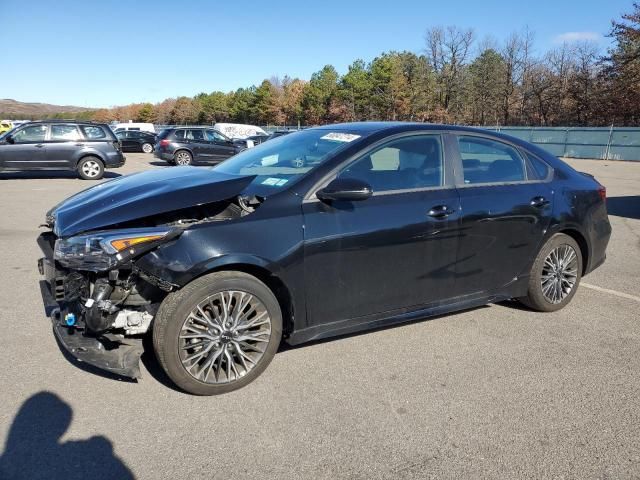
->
48, 167, 254, 237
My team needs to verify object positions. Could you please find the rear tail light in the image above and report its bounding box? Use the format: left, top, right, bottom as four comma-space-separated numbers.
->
113, 141, 121, 152
160, 139, 170, 147
598, 186, 606, 202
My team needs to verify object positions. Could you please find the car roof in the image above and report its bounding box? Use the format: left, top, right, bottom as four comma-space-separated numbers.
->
313, 121, 498, 135
21, 119, 109, 126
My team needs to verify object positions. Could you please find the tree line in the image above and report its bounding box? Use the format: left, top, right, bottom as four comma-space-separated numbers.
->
21, 4, 640, 127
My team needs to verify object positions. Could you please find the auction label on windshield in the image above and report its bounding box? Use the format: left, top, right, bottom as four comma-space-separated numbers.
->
262, 177, 288, 186
321, 132, 361, 142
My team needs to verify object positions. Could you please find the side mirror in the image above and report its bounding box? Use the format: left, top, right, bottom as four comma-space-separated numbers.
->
316, 178, 373, 202
4, 134, 14, 144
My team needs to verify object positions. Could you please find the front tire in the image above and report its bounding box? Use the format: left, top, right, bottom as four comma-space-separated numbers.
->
153, 271, 282, 395
141, 142, 153, 154
77, 156, 104, 180
519, 233, 582, 312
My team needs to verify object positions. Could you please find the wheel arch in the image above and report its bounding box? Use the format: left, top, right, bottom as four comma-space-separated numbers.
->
558, 228, 589, 275
173, 148, 193, 159
184, 261, 295, 338
76, 152, 105, 168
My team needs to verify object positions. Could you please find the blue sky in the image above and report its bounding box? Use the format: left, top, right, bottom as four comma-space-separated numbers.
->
0, 0, 632, 108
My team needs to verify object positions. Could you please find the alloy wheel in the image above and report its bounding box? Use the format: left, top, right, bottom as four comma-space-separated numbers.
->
142, 143, 153, 153
540, 244, 579, 304
179, 290, 272, 384
82, 160, 101, 178
175, 152, 191, 165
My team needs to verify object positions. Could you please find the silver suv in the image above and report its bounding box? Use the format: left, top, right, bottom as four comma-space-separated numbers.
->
0, 120, 125, 179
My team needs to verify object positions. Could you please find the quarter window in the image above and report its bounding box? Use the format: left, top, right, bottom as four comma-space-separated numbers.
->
337, 135, 443, 192
525, 152, 551, 180
458, 136, 525, 184
81, 126, 107, 139
50, 124, 81, 141
13, 125, 47, 143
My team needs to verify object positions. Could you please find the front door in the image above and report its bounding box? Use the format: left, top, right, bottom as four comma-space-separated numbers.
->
185, 129, 209, 161
452, 134, 554, 297
205, 129, 236, 163
0, 124, 48, 170
302, 133, 460, 328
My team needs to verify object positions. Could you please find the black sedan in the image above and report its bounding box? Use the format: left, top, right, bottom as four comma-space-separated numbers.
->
116, 130, 157, 153
38, 122, 611, 395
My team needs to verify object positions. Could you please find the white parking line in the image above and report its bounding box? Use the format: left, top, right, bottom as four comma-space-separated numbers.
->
581, 282, 640, 303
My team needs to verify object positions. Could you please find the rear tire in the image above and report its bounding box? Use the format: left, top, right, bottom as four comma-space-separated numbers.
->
153, 271, 282, 395
77, 156, 104, 180
141, 142, 153, 153
174, 150, 192, 166
519, 233, 582, 312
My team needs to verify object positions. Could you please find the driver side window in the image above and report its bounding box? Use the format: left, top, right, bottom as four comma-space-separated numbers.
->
337, 135, 443, 192
13, 125, 47, 143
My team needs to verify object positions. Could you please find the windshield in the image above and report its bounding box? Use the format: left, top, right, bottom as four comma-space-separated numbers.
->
213, 129, 363, 195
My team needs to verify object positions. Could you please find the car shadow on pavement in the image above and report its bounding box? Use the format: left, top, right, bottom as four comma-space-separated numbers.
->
0, 171, 122, 180
606, 195, 640, 220
148, 161, 170, 167
0, 391, 134, 480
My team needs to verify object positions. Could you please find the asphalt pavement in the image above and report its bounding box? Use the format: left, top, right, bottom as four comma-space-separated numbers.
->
0, 154, 638, 479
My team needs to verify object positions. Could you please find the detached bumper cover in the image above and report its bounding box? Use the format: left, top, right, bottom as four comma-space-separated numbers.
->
40, 278, 143, 379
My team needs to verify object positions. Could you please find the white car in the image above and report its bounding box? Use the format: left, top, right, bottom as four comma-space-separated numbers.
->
213, 123, 267, 140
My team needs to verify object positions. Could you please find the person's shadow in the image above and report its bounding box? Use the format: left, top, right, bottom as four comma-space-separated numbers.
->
0, 392, 134, 480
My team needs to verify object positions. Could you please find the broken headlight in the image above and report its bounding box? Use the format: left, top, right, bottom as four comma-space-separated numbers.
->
54, 228, 174, 271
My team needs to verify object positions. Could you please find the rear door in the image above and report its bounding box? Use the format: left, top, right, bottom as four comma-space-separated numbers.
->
451, 134, 554, 297
0, 124, 48, 170
117, 131, 136, 151
45, 124, 84, 169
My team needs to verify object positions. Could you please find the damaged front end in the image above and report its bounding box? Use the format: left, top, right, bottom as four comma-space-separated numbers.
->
38, 190, 262, 379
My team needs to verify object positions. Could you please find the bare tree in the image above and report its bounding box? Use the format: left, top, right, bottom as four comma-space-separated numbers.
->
425, 26, 474, 119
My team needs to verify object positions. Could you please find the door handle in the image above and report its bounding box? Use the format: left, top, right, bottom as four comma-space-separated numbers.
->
428, 205, 454, 219
34, 144, 44, 148
74, 143, 85, 147
530, 196, 550, 208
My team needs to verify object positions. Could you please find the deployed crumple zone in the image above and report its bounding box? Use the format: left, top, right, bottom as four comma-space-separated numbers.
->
39, 168, 266, 378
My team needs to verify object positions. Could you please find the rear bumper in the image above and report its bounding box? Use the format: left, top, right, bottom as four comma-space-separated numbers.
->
104, 151, 126, 169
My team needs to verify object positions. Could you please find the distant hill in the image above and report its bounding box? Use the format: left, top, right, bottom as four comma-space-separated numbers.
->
0, 99, 94, 119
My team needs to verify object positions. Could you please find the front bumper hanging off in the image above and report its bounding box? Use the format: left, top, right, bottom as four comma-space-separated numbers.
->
38, 245, 144, 379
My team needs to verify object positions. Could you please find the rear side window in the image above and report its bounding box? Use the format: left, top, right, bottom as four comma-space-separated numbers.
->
81, 125, 107, 140
458, 136, 525, 184
50, 124, 81, 141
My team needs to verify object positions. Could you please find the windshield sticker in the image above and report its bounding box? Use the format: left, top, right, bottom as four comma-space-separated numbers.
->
320, 132, 361, 143
262, 177, 285, 186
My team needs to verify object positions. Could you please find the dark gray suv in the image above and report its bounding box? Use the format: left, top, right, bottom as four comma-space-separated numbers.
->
0, 120, 125, 180
155, 127, 248, 165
